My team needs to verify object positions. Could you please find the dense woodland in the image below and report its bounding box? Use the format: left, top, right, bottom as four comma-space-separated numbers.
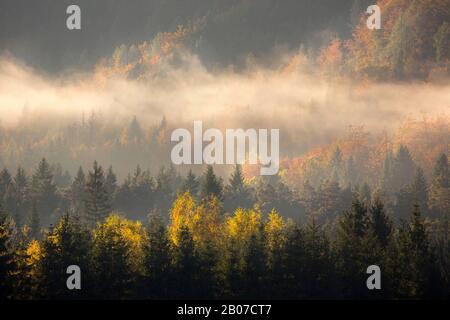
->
0, 149, 449, 299
0, 0, 449, 300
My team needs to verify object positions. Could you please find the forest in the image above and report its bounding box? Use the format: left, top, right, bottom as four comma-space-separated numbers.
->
0, 0, 449, 300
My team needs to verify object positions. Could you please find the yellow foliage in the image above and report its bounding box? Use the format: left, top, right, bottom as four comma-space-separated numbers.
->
264, 209, 287, 251
25, 240, 43, 278
226, 207, 262, 244
168, 192, 196, 245
94, 213, 147, 269
169, 192, 223, 247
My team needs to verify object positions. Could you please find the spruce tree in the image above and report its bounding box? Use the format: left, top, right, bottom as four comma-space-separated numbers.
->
142, 213, 172, 299
40, 214, 92, 299
105, 165, 118, 199
32, 158, 58, 222
84, 161, 110, 226
179, 170, 199, 196
368, 198, 392, 247
71, 166, 86, 212
201, 165, 223, 200
392, 145, 415, 192
173, 226, 200, 298
224, 165, 252, 212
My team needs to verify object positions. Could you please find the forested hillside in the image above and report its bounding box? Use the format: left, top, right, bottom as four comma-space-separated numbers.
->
0, 0, 449, 300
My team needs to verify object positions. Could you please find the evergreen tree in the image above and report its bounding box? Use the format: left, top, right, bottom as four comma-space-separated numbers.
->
13, 167, 29, 228
105, 165, 118, 199
32, 158, 58, 222
224, 165, 252, 213
336, 198, 371, 298
242, 234, 266, 299
368, 198, 392, 248
201, 165, 223, 200
173, 226, 200, 298
395, 203, 435, 298
179, 169, 199, 196
141, 213, 172, 299
84, 161, 110, 226
40, 214, 92, 299
71, 167, 86, 213
0, 168, 12, 196
92, 216, 135, 299
392, 145, 415, 192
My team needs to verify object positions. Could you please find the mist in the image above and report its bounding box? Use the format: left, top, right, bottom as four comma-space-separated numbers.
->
0, 51, 449, 159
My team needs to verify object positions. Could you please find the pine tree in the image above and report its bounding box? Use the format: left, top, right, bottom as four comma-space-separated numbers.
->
71, 167, 86, 213
126, 115, 144, 143
13, 167, 29, 229
381, 150, 394, 194
84, 161, 110, 226
173, 226, 200, 298
141, 213, 172, 299
179, 169, 199, 196
201, 165, 223, 200
368, 198, 392, 247
0, 168, 12, 196
40, 214, 92, 299
32, 158, 58, 222
392, 145, 415, 192
105, 165, 118, 199
243, 234, 266, 299
224, 165, 252, 213
336, 198, 370, 298
395, 203, 434, 298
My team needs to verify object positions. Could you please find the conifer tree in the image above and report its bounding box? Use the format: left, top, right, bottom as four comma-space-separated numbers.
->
32, 158, 58, 221
13, 167, 29, 228
392, 145, 415, 192
173, 226, 200, 298
84, 161, 110, 226
142, 213, 172, 299
201, 165, 223, 200
40, 214, 92, 299
179, 169, 199, 196
71, 166, 86, 213
368, 198, 392, 248
105, 165, 118, 199
224, 165, 252, 213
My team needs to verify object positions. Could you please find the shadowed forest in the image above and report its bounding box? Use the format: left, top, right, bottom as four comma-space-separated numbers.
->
0, 0, 449, 300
